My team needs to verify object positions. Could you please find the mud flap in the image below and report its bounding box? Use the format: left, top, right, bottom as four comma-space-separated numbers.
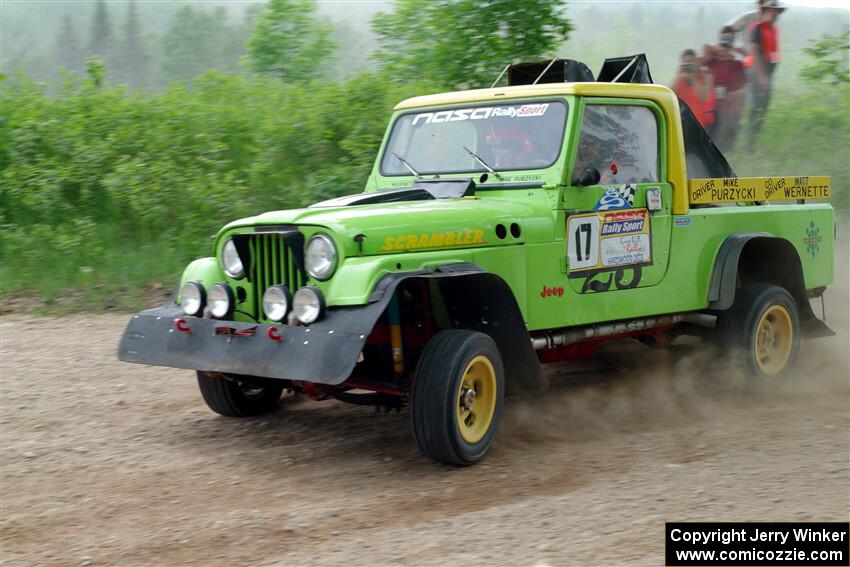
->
801, 313, 836, 339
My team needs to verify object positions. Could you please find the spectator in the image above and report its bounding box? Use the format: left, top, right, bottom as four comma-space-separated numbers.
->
748, 0, 785, 151
704, 28, 747, 151
725, 0, 765, 56
672, 49, 716, 131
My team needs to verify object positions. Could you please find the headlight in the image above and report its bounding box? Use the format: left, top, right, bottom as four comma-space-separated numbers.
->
208, 283, 234, 319
221, 239, 244, 279
305, 234, 337, 280
293, 286, 325, 324
180, 282, 205, 316
262, 285, 291, 322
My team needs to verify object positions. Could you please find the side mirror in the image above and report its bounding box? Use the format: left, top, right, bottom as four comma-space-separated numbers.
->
574, 166, 601, 187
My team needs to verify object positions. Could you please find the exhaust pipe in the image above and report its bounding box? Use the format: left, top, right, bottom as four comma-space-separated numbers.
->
530, 312, 716, 351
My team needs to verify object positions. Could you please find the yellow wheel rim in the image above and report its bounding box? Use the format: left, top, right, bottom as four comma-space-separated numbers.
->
754, 305, 794, 376
455, 355, 497, 444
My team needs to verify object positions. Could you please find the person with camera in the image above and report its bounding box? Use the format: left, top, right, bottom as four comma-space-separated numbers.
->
672, 49, 716, 132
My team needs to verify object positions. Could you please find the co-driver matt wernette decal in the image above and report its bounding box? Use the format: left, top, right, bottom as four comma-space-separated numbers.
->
411, 103, 550, 125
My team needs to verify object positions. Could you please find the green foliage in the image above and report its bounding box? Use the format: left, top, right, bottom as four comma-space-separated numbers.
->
372, 0, 573, 89
0, 72, 431, 308
85, 56, 105, 87
801, 32, 850, 86
247, 0, 336, 81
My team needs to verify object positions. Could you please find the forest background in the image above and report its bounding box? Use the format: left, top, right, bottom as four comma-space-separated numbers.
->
1, 0, 848, 310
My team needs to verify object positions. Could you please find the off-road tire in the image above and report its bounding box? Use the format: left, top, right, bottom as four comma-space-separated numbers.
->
411, 330, 505, 466
716, 283, 801, 378
196, 371, 284, 417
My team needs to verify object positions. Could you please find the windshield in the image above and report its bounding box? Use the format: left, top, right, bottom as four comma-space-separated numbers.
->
380, 100, 568, 177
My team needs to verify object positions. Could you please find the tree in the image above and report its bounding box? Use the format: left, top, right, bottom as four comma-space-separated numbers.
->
116, 0, 148, 89
247, 0, 336, 82
372, 0, 573, 89
56, 15, 82, 73
87, 0, 112, 59
161, 6, 236, 83
801, 32, 850, 86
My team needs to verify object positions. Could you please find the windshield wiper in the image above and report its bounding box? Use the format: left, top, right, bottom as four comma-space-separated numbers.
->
392, 152, 420, 177
462, 146, 502, 180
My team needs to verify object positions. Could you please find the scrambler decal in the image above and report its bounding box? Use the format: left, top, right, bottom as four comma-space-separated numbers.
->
381, 229, 486, 252
567, 209, 652, 274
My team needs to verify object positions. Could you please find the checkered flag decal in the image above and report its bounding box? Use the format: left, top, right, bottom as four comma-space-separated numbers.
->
594, 183, 638, 211
620, 184, 636, 206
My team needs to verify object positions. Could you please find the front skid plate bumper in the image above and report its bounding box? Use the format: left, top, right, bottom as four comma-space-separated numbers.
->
117, 306, 368, 384
117, 265, 545, 390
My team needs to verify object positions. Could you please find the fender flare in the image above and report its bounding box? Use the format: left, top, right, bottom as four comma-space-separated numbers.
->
707, 233, 832, 338
369, 263, 546, 395
708, 232, 770, 310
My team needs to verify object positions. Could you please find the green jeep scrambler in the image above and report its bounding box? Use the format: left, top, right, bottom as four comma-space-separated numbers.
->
119, 57, 835, 466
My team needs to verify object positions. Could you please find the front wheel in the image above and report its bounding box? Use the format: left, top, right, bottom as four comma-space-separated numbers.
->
196, 371, 285, 417
716, 283, 801, 378
411, 330, 505, 466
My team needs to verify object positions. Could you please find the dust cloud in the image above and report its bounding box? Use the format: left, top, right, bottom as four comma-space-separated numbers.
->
500, 240, 849, 452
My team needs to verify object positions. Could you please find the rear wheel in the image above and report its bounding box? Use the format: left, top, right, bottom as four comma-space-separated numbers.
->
716, 284, 800, 378
196, 371, 284, 417
411, 330, 504, 466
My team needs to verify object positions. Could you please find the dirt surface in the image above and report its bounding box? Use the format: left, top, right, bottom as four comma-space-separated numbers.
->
1, 300, 849, 565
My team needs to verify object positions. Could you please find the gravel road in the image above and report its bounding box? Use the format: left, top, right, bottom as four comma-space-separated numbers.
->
1, 297, 848, 566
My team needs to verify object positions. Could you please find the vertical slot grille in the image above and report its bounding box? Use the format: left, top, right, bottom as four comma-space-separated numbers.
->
248, 233, 304, 321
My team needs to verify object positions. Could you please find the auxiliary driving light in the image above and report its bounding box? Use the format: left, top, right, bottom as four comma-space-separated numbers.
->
208, 283, 234, 319
262, 285, 292, 322
180, 282, 205, 316
293, 286, 325, 324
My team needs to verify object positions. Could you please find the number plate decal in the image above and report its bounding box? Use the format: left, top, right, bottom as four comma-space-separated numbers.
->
566, 215, 600, 271
566, 209, 652, 274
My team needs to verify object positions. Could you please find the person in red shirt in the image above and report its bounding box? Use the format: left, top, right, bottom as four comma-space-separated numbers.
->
704, 27, 747, 151
672, 49, 716, 132
748, 0, 785, 151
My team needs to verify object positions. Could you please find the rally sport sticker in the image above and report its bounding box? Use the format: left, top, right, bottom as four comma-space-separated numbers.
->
567, 209, 652, 273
